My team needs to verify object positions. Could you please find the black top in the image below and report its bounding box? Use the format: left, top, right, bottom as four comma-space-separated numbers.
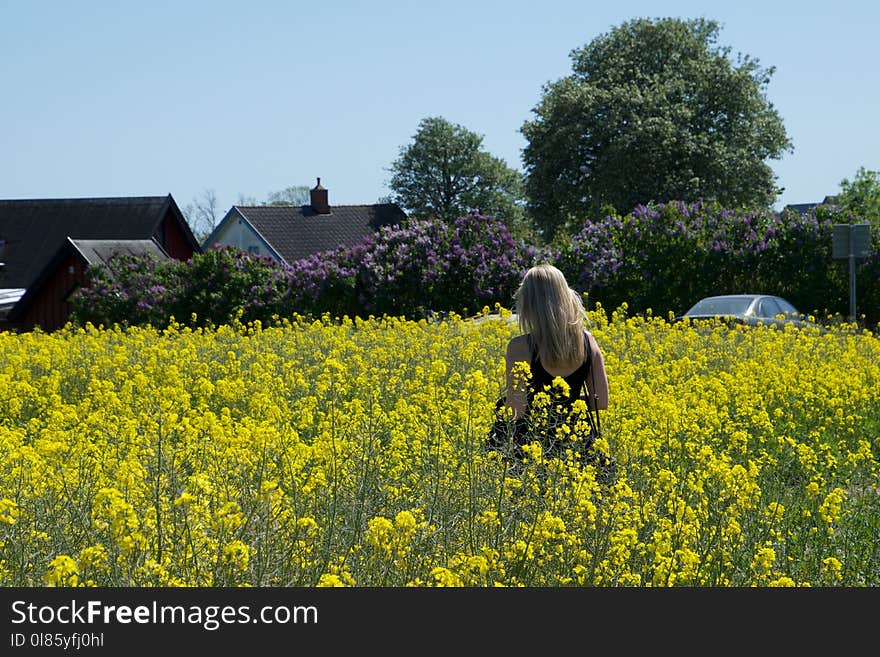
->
527, 331, 592, 404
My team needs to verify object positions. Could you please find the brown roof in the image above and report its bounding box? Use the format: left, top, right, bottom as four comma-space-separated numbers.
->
0, 195, 198, 290
233, 203, 407, 263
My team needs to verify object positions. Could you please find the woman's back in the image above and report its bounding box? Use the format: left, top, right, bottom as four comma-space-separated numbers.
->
527, 331, 592, 405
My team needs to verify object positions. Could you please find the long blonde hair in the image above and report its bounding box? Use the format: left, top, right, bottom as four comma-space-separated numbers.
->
514, 264, 586, 369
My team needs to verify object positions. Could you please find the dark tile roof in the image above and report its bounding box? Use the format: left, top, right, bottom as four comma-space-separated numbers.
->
0, 195, 196, 289
783, 196, 839, 217
235, 203, 407, 263
783, 202, 819, 217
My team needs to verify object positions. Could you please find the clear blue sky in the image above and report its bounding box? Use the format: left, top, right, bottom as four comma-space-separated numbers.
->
3, 0, 878, 220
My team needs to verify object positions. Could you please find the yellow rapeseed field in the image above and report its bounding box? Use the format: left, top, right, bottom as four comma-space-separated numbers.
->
0, 306, 878, 587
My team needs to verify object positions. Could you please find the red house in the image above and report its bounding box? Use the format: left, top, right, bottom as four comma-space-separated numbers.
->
0, 195, 200, 332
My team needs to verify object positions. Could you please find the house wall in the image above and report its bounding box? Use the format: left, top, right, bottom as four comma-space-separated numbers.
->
18, 254, 86, 332
158, 209, 197, 261
211, 217, 274, 259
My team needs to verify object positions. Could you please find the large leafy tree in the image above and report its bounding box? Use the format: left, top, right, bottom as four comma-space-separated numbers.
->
521, 17, 793, 239
388, 116, 528, 232
838, 166, 880, 230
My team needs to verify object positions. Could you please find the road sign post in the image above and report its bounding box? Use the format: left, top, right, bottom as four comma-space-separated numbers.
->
832, 223, 871, 322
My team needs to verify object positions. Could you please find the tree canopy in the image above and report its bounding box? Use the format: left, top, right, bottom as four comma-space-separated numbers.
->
521, 17, 793, 239
838, 166, 880, 230
387, 116, 527, 231
266, 185, 310, 206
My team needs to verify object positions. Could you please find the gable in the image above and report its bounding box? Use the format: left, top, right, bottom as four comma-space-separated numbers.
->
204, 208, 283, 260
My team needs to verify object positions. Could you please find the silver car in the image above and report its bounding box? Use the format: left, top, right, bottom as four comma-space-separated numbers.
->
677, 294, 815, 328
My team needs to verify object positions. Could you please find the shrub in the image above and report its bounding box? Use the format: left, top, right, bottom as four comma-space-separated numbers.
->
72, 213, 538, 328
558, 201, 877, 326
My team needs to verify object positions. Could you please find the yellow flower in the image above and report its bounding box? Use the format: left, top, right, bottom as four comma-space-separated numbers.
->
78, 545, 109, 572
222, 540, 250, 572
429, 567, 464, 587
818, 488, 846, 525
750, 546, 776, 577
821, 557, 843, 583
316, 574, 347, 587
365, 517, 394, 556
45, 555, 79, 587
0, 498, 18, 525
1, 305, 878, 587
768, 576, 797, 587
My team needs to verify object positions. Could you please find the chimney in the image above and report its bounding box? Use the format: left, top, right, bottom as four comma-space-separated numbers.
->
310, 177, 330, 214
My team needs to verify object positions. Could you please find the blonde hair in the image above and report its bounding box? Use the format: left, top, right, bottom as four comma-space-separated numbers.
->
514, 264, 586, 368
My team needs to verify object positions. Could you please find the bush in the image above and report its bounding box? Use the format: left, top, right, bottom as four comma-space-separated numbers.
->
70, 205, 879, 330
72, 213, 537, 328
557, 201, 877, 326
283, 212, 537, 319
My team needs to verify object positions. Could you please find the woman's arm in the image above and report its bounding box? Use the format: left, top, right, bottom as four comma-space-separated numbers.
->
504, 337, 531, 419
584, 332, 609, 410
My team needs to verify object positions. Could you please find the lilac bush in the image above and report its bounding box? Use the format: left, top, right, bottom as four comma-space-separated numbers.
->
283, 245, 363, 317
288, 212, 537, 318
71, 253, 180, 328
70, 205, 877, 329
556, 201, 869, 322
72, 213, 537, 327
72, 246, 296, 328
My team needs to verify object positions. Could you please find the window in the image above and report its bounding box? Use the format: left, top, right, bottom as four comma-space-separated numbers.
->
757, 298, 781, 317
775, 297, 799, 316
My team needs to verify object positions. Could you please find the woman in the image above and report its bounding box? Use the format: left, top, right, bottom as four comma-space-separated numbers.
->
488, 264, 614, 478
504, 263, 608, 419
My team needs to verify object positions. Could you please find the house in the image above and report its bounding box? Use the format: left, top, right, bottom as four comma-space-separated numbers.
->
783, 195, 839, 217
0, 194, 200, 332
8, 238, 172, 332
203, 178, 407, 264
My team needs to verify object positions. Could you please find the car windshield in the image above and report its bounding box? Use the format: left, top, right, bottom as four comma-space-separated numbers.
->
687, 297, 752, 316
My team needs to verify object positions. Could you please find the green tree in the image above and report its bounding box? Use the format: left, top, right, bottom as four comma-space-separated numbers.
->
234, 185, 310, 207
266, 185, 310, 206
838, 166, 880, 229
521, 17, 793, 239
387, 116, 529, 234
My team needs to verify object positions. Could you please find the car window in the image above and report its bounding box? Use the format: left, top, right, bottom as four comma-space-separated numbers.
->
775, 297, 799, 316
687, 297, 750, 315
757, 298, 781, 317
